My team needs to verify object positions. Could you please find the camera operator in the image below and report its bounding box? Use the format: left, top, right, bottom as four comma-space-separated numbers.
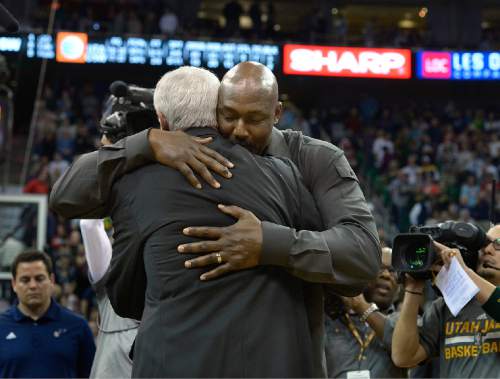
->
79, 92, 146, 378
441, 229, 500, 322
391, 224, 500, 378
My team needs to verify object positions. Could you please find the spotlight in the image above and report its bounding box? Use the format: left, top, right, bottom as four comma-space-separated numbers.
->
418, 7, 428, 18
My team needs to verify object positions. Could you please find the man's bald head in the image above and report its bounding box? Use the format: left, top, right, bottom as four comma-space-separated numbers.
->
221, 62, 279, 104
488, 224, 500, 236
217, 61, 282, 154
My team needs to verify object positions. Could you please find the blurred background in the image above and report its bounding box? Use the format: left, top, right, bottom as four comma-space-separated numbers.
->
0, 0, 499, 327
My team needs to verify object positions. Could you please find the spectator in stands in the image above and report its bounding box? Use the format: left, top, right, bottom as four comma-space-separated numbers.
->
458, 208, 474, 223
35, 130, 56, 161
81, 84, 99, 120
74, 121, 96, 156
392, 226, 500, 377
473, 191, 491, 221
436, 131, 458, 171
127, 11, 143, 35
0, 250, 95, 378
223, 0, 243, 37
23, 167, 49, 194
56, 127, 75, 161
249, 0, 262, 37
372, 130, 394, 169
420, 155, 439, 182
456, 140, 474, 169
332, 11, 348, 44
362, 18, 377, 47
263, 1, 276, 38
56, 89, 74, 118
389, 170, 413, 232
310, 8, 327, 42
48, 152, 69, 184
485, 112, 500, 132
112, 9, 126, 34
401, 154, 419, 187
409, 194, 430, 226
143, 10, 159, 35
159, 6, 179, 37
325, 247, 405, 378
460, 174, 480, 210
345, 107, 362, 134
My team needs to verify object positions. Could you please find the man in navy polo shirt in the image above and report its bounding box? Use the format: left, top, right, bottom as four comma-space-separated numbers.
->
0, 250, 95, 378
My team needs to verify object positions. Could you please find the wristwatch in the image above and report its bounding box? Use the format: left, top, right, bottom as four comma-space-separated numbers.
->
360, 303, 379, 323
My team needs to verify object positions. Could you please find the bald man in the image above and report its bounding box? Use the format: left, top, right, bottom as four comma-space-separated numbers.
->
50, 63, 380, 377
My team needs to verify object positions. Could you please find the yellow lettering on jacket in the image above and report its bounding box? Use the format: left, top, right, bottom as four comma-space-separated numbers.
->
459, 321, 470, 334
445, 322, 454, 336
483, 342, 491, 354
470, 321, 480, 333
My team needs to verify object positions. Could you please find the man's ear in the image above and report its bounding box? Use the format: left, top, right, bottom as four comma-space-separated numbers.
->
11, 278, 16, 294
274, 101, 283, 124
157, 112, 170, 131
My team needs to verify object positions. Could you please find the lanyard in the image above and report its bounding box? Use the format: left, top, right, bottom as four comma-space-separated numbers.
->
344, 313, 376, 361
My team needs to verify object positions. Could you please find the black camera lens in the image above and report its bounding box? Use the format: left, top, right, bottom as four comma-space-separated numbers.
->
405, 244, 429, 270
392, 233, 434, 276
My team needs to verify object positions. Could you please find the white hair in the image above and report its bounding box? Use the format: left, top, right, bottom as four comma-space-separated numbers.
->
153, 67, 220, 131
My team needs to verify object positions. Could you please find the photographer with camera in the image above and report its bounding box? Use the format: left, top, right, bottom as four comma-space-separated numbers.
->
391, 224, 500, 378
441, 230, 500, 322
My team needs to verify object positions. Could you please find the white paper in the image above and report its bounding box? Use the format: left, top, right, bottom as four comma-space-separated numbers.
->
435, 257, 480, 316
347, 370, 370, 379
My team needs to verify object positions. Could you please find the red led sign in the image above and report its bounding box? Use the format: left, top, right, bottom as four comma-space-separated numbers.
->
283, 44, 412, 79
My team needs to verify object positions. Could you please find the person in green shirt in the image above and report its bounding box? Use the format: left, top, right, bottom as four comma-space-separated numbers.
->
392, 224, 500, 378
440, 226, 500, 322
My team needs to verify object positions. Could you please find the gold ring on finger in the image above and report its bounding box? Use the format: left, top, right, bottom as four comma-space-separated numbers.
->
215, 252, 222, 264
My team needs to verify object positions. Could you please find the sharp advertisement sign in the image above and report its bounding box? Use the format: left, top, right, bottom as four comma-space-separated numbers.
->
283, 44, 412, 79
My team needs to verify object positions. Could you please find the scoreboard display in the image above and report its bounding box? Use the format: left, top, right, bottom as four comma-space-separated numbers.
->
0, 32, 280, 71
2, 32, 500, 81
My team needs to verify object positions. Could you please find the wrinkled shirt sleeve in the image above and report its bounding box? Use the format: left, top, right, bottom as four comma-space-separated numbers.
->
49, 129, 154, 219
261, 133, 381, 295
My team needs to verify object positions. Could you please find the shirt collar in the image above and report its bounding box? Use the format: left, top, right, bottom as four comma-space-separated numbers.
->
12, 299, 61, 322
265, 128, 291, 159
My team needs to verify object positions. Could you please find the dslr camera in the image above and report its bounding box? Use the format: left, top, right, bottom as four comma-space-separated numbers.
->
100, 81, 159, 143
392, 221, 489, 279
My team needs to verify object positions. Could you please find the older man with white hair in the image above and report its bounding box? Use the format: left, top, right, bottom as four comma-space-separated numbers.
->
104, 66, 323, 377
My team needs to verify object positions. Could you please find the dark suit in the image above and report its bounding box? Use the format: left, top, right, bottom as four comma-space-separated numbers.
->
106, 127, 322, 377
